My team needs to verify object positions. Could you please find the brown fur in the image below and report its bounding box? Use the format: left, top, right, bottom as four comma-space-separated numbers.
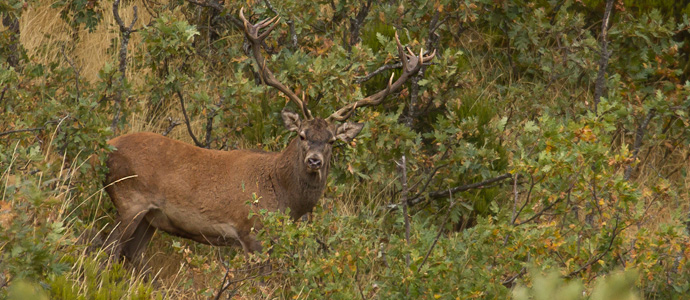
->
104, 113, 363, 262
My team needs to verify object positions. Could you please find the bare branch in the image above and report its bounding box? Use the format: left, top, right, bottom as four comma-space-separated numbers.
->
624, 109, 656, 180
402, 173, 513, 208
565, 215, 622, 278
512, 174, 535, 225
593, 0, 614, 115
2, 12, 21, 68
185, 0, 244, 29
0, 127, 45, 138
161, 117, 181, 136
262, 0, 278, 15
112, 0, 139, 133
204, 97, 225, 146
61, 46, 80, 103
186, 0, 223, 11
418, 190, 455, 273
405, 9, 440, 127
176, 90, 205, 148
346, 0, 373, 51
397, 155, 411, 268
0, 86, 7, 111
0, 117, 69, 138
514, 173, 577, 226
511, 174, 519, 224
408, 145, 452, 199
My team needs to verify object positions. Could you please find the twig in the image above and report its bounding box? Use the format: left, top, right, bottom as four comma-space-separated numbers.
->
418, 190, 455, 273
565, 215, 622, 278
592, 0, 614, 115
61, 46, 80, 103
161, 117, 181, 136
355, 261, 367, 300
0, 86, 7, 108
214, 267, 233, 300
511, 173, 519, 224
203, 97, 225, 146
512, 174, 535, 224
186, 0, 223, 11
397, 155, 411, 268
111, 0, 139, 133
185, 0, 244, 28
409, 146, 452, 199
287, 19, 298, 49
515, 197, 563, 226
549, 0, 566, 25
502, 267, 527, 288
346, 0, 373, 51
0, 127, 45, 138
401, 173, 513, 208
2, 13, 20, 68
262, 0, 278, 15
213, 260, 272, 300
624, 109, 656, 180
405, 8, 440, 125
176, 89, 205, 147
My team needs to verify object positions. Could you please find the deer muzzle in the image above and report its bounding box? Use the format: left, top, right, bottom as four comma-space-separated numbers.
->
306, 155, 323, 171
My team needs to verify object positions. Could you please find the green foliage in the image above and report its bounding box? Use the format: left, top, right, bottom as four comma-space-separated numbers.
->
7, 279, 50, 300
512, 269, 639, 300
51, 0, 103, 32
48, 253, 159, 300
4, 0, 690, 298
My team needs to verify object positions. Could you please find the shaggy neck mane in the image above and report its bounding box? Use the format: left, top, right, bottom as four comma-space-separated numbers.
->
273, 138, 329, 218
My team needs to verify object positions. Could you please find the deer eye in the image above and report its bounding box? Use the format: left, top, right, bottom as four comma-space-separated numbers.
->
299, 131, 306, 140
328, 137, 336, 144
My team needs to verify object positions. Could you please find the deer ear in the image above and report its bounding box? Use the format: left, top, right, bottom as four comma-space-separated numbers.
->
281, 110, 301, 132
335, 122, 364, 142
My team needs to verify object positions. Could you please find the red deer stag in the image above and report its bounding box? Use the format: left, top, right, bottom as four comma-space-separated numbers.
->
104, 8, 435, 262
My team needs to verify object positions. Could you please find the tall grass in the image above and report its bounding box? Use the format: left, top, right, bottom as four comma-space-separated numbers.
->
3, 0, 689, 298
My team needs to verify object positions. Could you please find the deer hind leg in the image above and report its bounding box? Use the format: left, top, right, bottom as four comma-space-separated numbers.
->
236, 231, 262, 254
122, 216, 156, 266
104, 208, 150, 262
237, 232, 272, 278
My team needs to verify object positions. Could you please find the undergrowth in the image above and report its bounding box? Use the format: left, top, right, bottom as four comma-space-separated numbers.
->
2, 0, 690, 299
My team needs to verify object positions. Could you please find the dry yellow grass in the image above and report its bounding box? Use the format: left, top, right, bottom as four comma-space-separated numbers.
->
8, 2, 689, 298
16, 1, 224, 141
19, 1, 152, 83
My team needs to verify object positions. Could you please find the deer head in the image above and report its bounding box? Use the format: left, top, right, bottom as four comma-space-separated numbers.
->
280, 110, 363, 178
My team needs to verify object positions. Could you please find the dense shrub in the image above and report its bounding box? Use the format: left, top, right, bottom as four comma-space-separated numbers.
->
2, 0, 689, 298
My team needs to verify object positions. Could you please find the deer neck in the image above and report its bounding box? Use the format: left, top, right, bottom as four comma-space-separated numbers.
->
273, 138, 329, 219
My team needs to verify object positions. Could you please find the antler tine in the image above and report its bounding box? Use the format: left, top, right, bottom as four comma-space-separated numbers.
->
239, 7, 249, 28
406, 47, 415, 58
257, 16, 280, 40
239, 8, 313, 120
424, 49, 437, 62
395, 32, 409, 72
257, 15, 279, 27
326, 31, 435, 123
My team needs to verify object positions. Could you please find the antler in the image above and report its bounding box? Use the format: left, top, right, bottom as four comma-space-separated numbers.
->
326, 32, 436, 123
239, 8, 313, 119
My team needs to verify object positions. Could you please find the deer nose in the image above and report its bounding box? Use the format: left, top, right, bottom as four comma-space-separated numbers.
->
307, 157, 322, 169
